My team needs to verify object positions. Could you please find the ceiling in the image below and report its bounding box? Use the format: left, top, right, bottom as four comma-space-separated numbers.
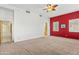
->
10, 4, 59, 19
11, 4, 46, 16
10, 4, 79, 19
10, 4, 45, 10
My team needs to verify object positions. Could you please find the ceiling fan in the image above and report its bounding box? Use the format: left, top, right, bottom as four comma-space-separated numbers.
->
43, 4, 58, 12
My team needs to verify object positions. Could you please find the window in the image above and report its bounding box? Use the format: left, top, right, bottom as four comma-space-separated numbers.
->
69, 19, 79, 32
53, 21, 59, 31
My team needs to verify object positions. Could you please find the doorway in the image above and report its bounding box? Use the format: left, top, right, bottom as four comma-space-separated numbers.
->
0, 21, 13, 44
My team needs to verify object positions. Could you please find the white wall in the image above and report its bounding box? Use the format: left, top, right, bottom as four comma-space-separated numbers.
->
14, 9, 43, 42
0, 5, 43, 42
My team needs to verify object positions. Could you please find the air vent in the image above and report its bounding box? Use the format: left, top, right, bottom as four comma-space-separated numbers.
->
26, 10, 30, 13
39, 15, 42, 17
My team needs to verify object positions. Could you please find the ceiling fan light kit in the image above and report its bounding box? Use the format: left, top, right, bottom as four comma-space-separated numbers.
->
43, 4, 58, 12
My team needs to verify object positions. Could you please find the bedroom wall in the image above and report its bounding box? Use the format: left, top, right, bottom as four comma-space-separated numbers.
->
14, 9, 43, 42
50, 11, 79, 39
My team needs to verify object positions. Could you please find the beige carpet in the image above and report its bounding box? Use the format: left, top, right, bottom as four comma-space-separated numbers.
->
0, 36, 79, 55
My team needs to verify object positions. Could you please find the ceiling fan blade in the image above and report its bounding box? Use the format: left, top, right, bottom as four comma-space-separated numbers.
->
53, 5, 58, 7
52, 9, 56, 11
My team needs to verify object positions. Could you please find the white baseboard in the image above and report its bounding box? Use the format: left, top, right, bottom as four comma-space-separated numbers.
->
13, 35, 44, 43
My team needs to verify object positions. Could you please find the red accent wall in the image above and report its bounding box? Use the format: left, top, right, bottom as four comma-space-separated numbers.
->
50, 11, 79, 39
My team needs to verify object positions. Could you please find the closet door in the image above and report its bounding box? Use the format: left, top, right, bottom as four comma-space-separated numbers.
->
1, 21, 12, 43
